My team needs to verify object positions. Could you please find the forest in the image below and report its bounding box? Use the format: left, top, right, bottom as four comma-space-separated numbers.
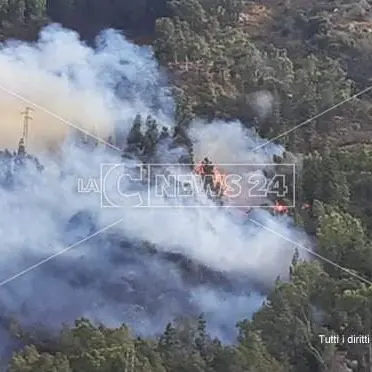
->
1, 0, 372, 371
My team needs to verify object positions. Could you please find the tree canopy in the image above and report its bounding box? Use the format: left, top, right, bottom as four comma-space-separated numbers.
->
3, 0, 372, 371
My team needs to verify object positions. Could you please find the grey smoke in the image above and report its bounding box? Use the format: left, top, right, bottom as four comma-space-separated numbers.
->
249, 90, 274, 120
0, 23, 173, 153
0, 25, 310, 362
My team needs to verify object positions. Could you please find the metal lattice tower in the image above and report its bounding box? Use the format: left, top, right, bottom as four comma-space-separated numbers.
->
130, 348, 135, 372
21, 107, 34, 146
124, 348, 136, 372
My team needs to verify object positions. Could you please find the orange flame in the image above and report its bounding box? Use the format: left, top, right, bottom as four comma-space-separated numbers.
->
274, 200, 288, 214
194, 162, 204, 175
194, 161, 227, 196
213, 168, 227, 196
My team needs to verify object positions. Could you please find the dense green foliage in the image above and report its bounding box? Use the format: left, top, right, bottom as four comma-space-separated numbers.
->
0, 0, 168, 40
3, 0, 372, 371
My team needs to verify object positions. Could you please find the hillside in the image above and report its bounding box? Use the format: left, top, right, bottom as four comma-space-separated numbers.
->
0, 1, 372, 372
156, 0, 372, 151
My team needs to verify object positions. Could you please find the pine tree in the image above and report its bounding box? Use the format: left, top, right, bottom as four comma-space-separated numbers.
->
127, 115, 144, 152
195, 314, 207, 359
159, 126, 170, 141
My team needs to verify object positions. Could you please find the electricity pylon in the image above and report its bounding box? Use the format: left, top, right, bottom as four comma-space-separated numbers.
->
21, 107, 34, 147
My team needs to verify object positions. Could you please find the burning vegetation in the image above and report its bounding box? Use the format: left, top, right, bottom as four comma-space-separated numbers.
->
194, 157, 227, 198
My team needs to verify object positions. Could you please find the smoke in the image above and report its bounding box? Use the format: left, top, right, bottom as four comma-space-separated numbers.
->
188, 119, 285, 207
189, 119, 282, 164
0, 24, 311, 361
249, 90, 274, 120
0, 24, 173, 153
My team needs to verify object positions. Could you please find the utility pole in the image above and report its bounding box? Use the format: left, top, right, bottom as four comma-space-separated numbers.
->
130, 348, 135, 372
21, 107, 34, 147
124, 348, 136, 372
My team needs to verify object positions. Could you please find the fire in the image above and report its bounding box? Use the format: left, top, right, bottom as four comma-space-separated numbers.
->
194, 163, 204, 175
194, 158, 292, 215
212, 168, 227, 193
273, 200, 288, 214
194, 159, 227, 196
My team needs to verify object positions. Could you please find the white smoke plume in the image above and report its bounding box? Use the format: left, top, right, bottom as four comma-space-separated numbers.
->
0, 24, 310, 361
188, 119, 286, 207
0, 24, 173, 153
249, 90, 274, 120
189, 119, 281, 164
